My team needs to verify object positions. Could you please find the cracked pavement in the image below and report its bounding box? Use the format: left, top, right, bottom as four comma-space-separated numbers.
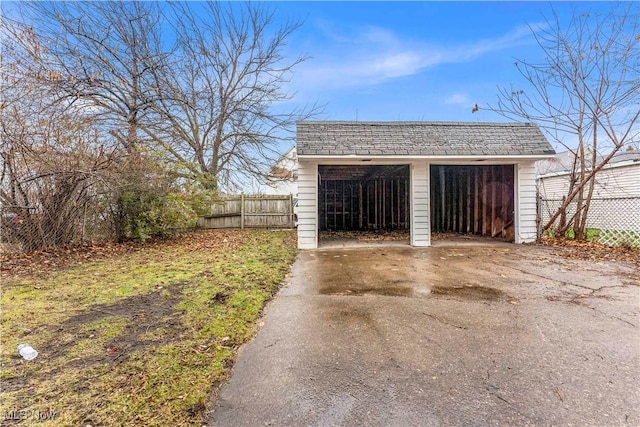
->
209, 244, 639, 426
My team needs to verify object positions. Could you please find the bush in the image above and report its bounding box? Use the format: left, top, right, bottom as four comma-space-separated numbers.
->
117, 188, 217, 241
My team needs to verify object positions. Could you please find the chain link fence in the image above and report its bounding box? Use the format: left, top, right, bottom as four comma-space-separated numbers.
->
538, 196, 640, 247
1, 199, 116, 254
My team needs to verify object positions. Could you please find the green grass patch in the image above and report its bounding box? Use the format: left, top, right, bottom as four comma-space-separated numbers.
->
561, 227, 601, 240
544, 227, 602, 240
1, 229, 297, 426
545, 227, 640, 248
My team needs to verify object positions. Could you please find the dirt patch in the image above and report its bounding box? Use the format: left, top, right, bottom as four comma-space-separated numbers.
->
2, 284, 186, 394
430, 284, 506, 301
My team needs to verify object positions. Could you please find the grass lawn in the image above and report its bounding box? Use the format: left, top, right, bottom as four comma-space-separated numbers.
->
1, 229, 297, 426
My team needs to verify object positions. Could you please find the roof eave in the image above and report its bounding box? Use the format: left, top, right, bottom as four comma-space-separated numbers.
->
298, 154, 557, 161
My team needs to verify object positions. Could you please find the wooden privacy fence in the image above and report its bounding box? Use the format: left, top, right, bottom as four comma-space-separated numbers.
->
197, 194, 295, 229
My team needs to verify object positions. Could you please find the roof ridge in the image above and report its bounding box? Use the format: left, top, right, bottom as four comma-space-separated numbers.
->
297, 120, 536, 127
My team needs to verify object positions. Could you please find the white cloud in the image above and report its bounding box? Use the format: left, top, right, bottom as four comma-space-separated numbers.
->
291, 22, 544, 95
292, 26, 437, 90
458, 22, 547, 60
444, 93, 473, 108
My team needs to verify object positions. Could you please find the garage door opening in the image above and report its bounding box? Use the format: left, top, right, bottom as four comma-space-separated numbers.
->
318, 165, 410, 246
430, 165, 515, 243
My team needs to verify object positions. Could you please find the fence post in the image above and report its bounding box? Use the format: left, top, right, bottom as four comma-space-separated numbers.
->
290, 193, 294, 228
536, 191, 542, 239
240, 193, 245, 229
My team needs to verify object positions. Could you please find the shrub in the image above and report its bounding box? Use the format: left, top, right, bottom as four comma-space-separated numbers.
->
117, 188, 217, 241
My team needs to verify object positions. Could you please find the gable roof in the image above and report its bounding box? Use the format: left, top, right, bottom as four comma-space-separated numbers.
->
297, 121, 555, 158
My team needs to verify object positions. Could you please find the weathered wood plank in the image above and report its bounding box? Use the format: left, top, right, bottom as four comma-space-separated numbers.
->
482, 167, 489, 236
199, 195, 294, 229
491, 166, 497, 237
474, 168, 480, 234
466, 169, 472, 232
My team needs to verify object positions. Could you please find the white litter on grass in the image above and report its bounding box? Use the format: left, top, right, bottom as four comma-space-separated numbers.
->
17, 343, 38, 360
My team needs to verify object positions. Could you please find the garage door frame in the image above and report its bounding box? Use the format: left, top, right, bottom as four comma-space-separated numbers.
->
297, 158, 539, 249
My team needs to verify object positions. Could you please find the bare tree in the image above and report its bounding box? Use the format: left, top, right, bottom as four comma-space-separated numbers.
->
2, 1, 316, 249
6, 1, 167, 154
1, 28, 121, 250
2, 2, 192, 242
1, 4, 172, 247
489, 4, 640, 239
7, 1, 317, 193
148, 2, 319, 191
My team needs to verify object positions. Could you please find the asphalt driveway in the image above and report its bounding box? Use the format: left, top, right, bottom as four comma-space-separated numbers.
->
209, 244, 639, 426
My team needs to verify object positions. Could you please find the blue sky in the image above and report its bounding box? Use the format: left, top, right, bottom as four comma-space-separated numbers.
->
270, 1, 614, 125
3, 0, 626, 156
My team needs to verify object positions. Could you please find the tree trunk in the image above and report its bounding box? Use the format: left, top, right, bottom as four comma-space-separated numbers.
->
543, 145, 625, 232
578, 119, 599, 239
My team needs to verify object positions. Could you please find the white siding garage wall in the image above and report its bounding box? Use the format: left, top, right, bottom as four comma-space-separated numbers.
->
297, 161, 317, 249
411, 162, 430, 246
516, 161, 538, 243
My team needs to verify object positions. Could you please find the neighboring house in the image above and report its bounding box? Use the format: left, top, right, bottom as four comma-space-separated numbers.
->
537, 149, 640, 199
536, 149, 640, 231
264, 146, 298, 196
296, 121, 555, 249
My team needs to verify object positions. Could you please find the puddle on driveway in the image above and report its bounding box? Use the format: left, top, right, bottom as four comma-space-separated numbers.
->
431, 284, 505, 301
319, 286, 413, 297
310, 248, 510, 301
319, 283, 505, 300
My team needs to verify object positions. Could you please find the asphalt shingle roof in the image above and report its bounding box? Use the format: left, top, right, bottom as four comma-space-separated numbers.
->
297, 121, 555, 157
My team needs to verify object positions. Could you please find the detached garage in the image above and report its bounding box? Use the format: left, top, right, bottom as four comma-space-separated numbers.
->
296, 121, 555, 250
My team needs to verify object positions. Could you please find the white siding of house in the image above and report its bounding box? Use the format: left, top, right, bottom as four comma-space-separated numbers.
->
595, 164, 640, 197
537, 174, 570, 199
264, 147, 298, 196
537, 163, 640, 231
516, 162, 538, 243
264, 180, 297, 196
538, 163, 640, 199
411, 161, 430, 246
297, 161, 317, 249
